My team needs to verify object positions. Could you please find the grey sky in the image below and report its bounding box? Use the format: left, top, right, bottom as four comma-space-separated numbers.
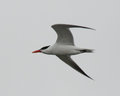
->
0, 0, 120, 96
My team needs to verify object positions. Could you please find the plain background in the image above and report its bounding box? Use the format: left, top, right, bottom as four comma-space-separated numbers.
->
0, 0, 120, 96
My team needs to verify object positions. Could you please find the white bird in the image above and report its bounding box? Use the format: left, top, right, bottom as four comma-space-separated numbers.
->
32, 24, 95, 80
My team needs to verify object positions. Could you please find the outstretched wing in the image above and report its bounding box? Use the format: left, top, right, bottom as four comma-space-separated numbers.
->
56, 55, 93, 80
52, 24, 95, 45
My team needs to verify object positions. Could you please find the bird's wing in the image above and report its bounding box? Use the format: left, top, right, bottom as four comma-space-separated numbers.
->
56, 55, 93, 80
52, 24, 95, 45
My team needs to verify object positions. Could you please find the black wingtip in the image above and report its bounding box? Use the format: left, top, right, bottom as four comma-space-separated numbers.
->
76, 66, 94, 80
75, 25, 96, 31
87, 76, 94, 80
52, 24, 96, 31
82, 73, 94, 80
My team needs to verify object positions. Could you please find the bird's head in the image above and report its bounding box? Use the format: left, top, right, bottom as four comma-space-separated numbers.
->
32, 45, 50, 53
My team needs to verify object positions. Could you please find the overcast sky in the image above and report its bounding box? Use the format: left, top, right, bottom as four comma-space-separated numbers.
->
0, 0, 120, 96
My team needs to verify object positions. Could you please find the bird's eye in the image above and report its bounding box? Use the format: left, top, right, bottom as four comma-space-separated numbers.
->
40, 46, 50, 50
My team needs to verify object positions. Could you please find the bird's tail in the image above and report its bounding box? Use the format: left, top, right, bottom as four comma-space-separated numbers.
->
80, 49, 94, 53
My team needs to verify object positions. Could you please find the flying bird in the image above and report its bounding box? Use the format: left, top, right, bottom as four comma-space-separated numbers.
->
32, 24, 95, 80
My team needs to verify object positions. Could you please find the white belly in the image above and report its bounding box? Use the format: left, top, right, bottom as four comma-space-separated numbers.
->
44, 44, 80, 55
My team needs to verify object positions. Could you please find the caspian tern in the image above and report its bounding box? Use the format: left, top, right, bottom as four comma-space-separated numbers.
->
32, 24, 95, 80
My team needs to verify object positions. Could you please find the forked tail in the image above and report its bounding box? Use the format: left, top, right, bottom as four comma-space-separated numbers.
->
80, 49, 93, 53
